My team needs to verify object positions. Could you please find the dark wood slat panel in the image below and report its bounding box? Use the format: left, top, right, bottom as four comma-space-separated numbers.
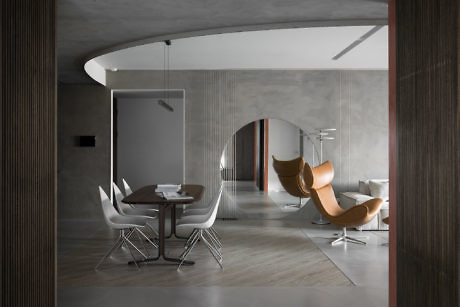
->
1, 1, 56, 306
396, 0, 459, 306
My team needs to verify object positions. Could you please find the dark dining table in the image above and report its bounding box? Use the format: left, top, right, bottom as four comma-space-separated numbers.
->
122, 184, 205, 265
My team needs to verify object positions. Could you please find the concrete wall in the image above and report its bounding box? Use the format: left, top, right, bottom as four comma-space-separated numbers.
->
58, 70, 388, 220
58, 85, 111, 220
116, 97, 184, 191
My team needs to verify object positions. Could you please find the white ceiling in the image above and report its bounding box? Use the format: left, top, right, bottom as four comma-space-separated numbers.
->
92, 26, 388, 73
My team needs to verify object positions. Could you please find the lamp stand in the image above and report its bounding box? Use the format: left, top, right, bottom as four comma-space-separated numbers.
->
311, 129, 334, 225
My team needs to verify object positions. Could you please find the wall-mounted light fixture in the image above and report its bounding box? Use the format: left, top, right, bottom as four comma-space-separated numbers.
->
158, 40, 174, 112
158, 99, 174, 112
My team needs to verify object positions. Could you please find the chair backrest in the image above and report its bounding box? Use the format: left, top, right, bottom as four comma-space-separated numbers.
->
122, 178, 133, 196
272, 156, 310, 198
98, 186, 121, 229
202, 184, 223, 229
303, 161, 344, 218
113, 183, 132, 214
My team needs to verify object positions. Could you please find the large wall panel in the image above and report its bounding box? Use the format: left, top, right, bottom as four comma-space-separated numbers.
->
1, 1, 56, 306
396, 0, 459, 305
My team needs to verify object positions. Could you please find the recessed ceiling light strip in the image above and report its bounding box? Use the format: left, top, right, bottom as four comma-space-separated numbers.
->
332, 25, 384, 60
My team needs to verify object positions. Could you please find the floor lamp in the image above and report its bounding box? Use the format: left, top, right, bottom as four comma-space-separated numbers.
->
310, 128, 336, 225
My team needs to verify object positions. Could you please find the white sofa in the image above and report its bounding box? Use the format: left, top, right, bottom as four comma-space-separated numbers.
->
339, 179, 389, 231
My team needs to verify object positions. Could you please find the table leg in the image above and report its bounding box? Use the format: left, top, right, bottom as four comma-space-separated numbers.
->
129, 205, 194, 265
166, 204, 190, 240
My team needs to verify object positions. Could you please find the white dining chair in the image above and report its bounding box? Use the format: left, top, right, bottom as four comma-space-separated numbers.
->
122, 178, 133, 196
113, 183, 159, 236
180, 190, 222, 241
95, 186, 158, 270
114, 183, 158, 216
122, 178, 158, 210
176, 185, 223, 270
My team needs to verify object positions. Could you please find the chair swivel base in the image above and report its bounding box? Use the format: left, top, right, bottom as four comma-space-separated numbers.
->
331, 227, 367, 245
283, 197, 304, 209
284, 203, 302, 208
312, 214, 330, 225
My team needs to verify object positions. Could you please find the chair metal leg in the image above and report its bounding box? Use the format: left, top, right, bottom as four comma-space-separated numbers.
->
123, 234, 148, 259
118, 228, 139, 250
204, 229, 222, 250
201, 231, 222, 259
203, 230, 222, 257
330, 227, 367, 245
284, 197, 303, 208
345, 236, 366, 245
205, 229, 222, 249
331, 236, 345, 245
136, 227, 158, 248
95, 236, 123, 271
177, 233, 200, 270
180, 232, 200, 259
184, 233, 199, 250
135, 228, 150, 257
178, 229, 223, 270
201, 232, 223, 269
210, 227, 221, 239
206, 228, 221, 244
185, 229, 199, 248
122, 236, 141, 269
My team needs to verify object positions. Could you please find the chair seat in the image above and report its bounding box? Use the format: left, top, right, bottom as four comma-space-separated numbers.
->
122, 207, 158, 217
362, 198, 382, 216
182, 208, 209, 216
177, 220, 209, 230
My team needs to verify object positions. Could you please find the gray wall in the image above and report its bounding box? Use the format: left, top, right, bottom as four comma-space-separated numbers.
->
116, 98, 184, 191
58, 85, 111, 220
58, 70, 388, 220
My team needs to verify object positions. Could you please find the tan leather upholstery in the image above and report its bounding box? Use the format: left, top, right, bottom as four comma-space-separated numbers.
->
272, 156, 310, 198
304, 161, 383, 228
303, 160, 334, 189
382, 216, 389, 225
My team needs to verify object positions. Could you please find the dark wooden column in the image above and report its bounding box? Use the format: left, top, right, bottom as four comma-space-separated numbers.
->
396, 0, 459, 306
1, 1, 56, 306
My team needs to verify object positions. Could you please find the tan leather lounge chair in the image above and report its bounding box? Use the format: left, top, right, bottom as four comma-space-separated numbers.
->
272, 156, 310, 208
382, 216, 389, 225
303, 161, 383, 245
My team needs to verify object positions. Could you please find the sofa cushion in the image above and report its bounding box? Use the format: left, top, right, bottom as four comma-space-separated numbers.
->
381, 200, 389, 210
359, 180, 370, 195
369, 179, 389, 201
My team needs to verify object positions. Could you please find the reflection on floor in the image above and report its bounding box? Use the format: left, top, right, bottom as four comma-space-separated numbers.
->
227, 181, 310, 219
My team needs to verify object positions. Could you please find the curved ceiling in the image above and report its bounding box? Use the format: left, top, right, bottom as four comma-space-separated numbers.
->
58, 0, 388, 84
88, 26, 388, 84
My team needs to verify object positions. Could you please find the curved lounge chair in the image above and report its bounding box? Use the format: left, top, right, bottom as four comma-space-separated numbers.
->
272, 156, 310, 208
303, 161, 382, 245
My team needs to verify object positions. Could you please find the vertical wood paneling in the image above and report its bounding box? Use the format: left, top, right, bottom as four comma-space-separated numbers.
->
396, 0, 458, 306
1, 1, 56, 306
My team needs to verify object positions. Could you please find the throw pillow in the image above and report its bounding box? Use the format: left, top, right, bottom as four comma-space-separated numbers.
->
359, 180, 370, 195
369, 180, 389, 201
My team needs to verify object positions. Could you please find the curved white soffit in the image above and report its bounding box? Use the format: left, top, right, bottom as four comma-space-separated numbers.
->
84, 25, 388, 85
84, 59, 106, 86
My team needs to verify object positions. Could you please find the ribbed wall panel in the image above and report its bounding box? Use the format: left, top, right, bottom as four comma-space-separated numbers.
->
1, 1, 56, 306
396, 0, 458, 306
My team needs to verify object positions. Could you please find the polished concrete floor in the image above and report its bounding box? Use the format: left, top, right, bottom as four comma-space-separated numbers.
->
59, 221, 352, 287
58, 184, 389, 307
229, 181, 312, 219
